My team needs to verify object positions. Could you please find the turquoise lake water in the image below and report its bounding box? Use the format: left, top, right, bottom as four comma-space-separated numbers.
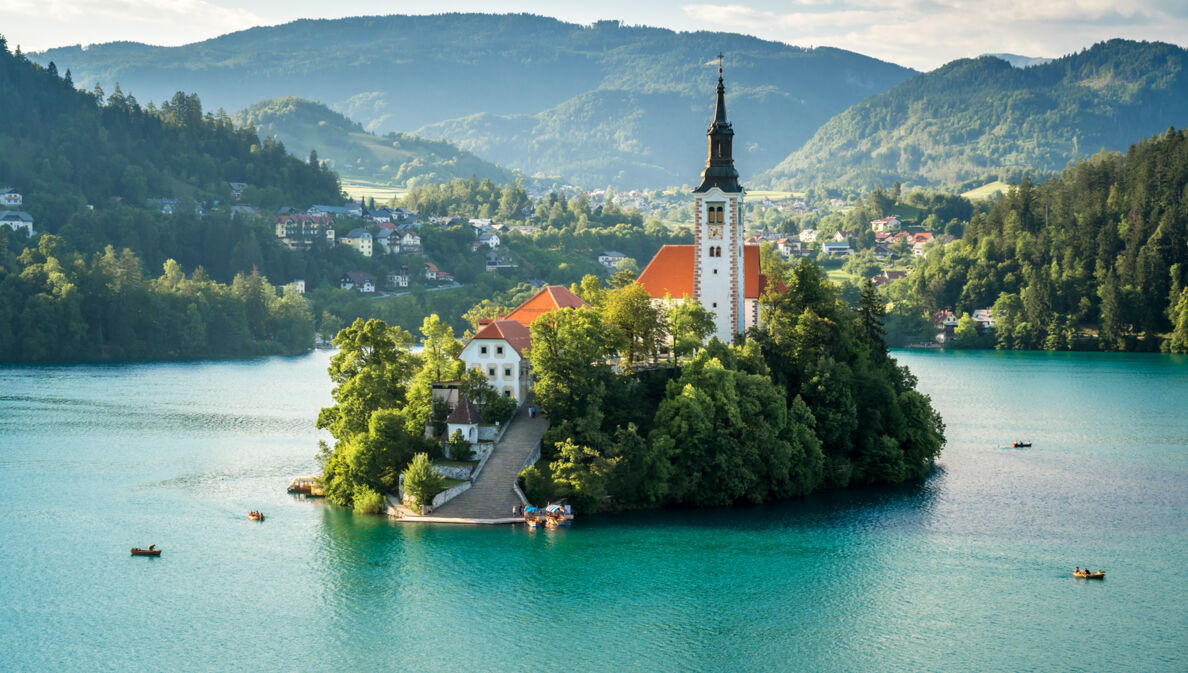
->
0, 350, 1185, 672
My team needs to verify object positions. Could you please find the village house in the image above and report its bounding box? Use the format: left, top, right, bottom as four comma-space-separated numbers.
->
932, 310, 960, 343
0, 210, 35, 236
486, 251, 518, 272
340, 271, 375, 293
274, 214, 333, 250
309, 202, 363, 218
598, 250, 626, 268
400, 231, 422, 252
972, 308, 995, 330
798, 228, 819, 243
291, 279, 306, 294
822, 241, 852, 257
457, 285, 589, 404
870, 216, 902, 232
227, 182, 247, 200
374, 226, 400, 255
870, 269, 907, 286
776, 237, 803, 258
1, 188, 23, 207
477, 231, 501, 249
365, 207, 393, 224
424, 262, 453, 282
388, 266, 410, 288
339, 228, 373, 257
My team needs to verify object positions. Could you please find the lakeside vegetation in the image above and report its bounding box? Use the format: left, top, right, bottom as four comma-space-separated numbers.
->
0, 234, 311, 361
885, 128, 1188, 353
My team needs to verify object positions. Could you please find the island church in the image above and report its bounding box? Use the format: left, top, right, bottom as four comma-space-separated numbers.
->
636, 61, 769, 343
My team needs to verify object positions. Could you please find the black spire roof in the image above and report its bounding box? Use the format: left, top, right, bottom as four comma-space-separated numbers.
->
694, 54, 742, 194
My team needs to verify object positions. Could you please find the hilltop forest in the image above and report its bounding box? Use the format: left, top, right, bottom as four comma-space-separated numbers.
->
887, 127, 1188, 353
763, 40, 1188, 191
233, 97, 515, 187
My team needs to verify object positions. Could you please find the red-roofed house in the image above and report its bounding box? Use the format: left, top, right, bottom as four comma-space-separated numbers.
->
502, 285, 588, 327
456, 284, 591, 404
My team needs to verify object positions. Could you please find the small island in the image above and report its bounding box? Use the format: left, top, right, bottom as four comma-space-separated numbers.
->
314, 71, 946, 518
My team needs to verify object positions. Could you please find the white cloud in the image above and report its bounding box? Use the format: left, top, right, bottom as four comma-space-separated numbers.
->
682, 1, 1188, 69
4, 0, 260, 49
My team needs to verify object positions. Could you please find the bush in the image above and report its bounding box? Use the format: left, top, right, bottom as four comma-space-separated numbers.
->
402, 452, 446, 509
447, 429, 474, 461
352, 485, 386, 515
518, 464, 554, 505
484, 395, 518, 425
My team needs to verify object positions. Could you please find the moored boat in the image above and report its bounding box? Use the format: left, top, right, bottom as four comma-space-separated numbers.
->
1011, 440, 1032, 448
131, 546, 161, 556
1073, 570, 1105, 579
248, 511, 265, 521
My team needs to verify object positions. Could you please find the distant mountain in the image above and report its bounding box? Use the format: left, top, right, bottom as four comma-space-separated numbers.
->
32, 13, 915, 187
233, 97, 515, 187
761, 40, 1188, 190
984, 53, 1052, 68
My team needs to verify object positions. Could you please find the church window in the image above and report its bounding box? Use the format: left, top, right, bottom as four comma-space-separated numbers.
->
707, 203, 725, 224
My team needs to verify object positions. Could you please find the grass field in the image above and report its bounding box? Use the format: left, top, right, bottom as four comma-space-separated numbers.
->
961, 181, 1012, 200
826, 267, 855, 285
746, 189, 806, 200
342, 180, 408, 204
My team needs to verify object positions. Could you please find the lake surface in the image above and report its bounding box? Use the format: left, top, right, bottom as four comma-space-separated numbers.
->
0, 350, 1185, 672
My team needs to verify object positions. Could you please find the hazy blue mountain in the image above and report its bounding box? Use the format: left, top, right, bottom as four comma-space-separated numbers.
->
233, 97, 515, 187
984, 53, 1053, 68
761, 40, 1188, 190
32, 13, 915, 187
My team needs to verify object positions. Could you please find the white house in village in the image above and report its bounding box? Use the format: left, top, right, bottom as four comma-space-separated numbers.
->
477, 231, 501, 249
870, 216, 902, 232
598, 250, 626, 268
456, 285, 589, 404
798, 228, 819, 243
1, 189, 23, 207
388, 267, 410, 288
445, 397, 483, 446
0, 210, 35, 236
400, 231, 421, 252
340, 271, 375, 293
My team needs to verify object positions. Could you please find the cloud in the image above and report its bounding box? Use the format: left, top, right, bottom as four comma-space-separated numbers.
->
682, 1, 1188, 69
5, 0, 260, 46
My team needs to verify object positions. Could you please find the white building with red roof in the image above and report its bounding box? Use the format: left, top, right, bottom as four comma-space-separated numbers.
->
457, 285, 589, 404
635, 62, 769, 343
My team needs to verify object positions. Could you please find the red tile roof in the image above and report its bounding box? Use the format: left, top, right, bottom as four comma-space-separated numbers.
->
637, 244, 765, 299
469, 319, 532, 356
446, 396, 483, 424
503, 285, 589, 327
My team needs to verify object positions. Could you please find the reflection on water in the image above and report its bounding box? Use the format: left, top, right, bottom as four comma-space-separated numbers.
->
0, 350, 1184, 672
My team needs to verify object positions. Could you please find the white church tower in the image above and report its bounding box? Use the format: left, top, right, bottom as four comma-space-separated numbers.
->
692, 56, 746, 343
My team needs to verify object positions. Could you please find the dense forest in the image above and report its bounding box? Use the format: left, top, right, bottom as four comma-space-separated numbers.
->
233, 98, 515, 187
763, 40, 1188, 190
0, 233, 312, 361
32, 13, 914, 187
314, 260, 946, 515
0, 39, 345, 360
886, 127, 1188, 353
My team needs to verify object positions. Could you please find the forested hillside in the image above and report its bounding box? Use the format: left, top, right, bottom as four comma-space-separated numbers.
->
234, 98, 515, 187
763, 40, 1188, 190
0, 40, 343, 361
887, 127, 1188, 352
32, 13, 914, 187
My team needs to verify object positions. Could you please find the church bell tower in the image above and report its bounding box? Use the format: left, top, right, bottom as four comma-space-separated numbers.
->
692, 54, 745, 343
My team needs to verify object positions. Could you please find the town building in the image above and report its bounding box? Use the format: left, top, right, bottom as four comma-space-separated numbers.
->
339, 228, 373, 257
635, 64, 770, 343
227, 182, 247, 200
388, 266, 410, 288
598, 251, 626, 268
0, 210, 35, 236
340, 271, 375, 293
870, 216, 902, 232
1, 188, 23, 207
456, 285, 589, 404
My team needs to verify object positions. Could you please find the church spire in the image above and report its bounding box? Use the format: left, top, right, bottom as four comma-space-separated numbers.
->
694, 52, 742, 193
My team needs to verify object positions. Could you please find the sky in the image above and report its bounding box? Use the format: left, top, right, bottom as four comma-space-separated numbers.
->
3, 0, 1187, 70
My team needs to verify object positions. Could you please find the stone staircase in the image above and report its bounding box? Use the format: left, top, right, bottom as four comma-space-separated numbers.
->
422, 401, 548, 521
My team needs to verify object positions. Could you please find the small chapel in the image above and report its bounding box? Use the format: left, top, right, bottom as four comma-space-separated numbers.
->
636, 59, 769, 343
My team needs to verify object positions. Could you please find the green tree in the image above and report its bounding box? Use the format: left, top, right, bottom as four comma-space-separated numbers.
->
402, 452, 446, 510
548, 438, 619, 514
602, 283, 665, 366
667, 297, 715, 361
316, 318, 418, 441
